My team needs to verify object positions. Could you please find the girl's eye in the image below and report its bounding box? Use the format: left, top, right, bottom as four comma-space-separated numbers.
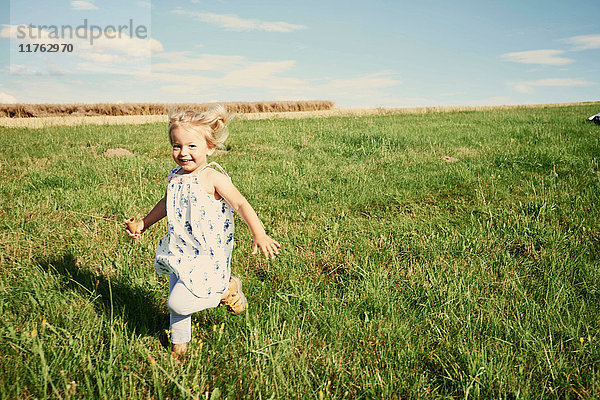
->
173, 145, 181, 149
189, 145, 196, 149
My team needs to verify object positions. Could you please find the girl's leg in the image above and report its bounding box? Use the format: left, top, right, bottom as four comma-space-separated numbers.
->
168, 275, 222, 346
170, 313, 192, 345
169, 275, 192, 345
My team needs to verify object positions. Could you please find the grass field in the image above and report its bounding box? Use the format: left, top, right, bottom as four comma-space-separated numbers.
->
1, 104, 599, 398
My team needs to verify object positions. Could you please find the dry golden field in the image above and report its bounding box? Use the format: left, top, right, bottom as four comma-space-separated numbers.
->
0, 100, 335, 118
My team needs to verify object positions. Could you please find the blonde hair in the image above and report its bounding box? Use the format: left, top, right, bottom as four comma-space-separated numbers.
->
168, 104, 232, 148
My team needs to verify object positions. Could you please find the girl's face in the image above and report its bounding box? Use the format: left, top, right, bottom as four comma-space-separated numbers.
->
171, 125, 215, 174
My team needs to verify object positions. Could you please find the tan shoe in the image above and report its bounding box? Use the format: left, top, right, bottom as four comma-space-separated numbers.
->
221, 276, 247, 315
171, 342, 188, 360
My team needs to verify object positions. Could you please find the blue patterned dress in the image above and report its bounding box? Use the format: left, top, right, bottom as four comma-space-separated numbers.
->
154, 163, 235, 298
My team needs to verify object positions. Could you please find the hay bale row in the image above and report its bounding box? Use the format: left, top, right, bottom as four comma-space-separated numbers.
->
0, 101, 335, 118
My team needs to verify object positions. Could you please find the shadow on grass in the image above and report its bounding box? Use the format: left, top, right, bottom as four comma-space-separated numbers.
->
38, 254, 170, 344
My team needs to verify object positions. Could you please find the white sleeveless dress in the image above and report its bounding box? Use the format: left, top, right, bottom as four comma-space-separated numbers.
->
154, 162, 235, 298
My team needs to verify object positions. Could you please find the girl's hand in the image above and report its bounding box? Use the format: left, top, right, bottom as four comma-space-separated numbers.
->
252, 234, 281, 259
125, 219, 145, 239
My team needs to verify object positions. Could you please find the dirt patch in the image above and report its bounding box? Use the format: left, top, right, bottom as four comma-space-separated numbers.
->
104, 148, 133, 157
441, 156, 459, 163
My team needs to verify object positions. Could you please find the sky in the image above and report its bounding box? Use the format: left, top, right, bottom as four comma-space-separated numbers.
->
0, 0, 598, 107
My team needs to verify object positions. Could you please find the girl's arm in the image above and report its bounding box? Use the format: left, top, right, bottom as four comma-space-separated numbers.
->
212, 171, 281, 259
126, 196, 167, 239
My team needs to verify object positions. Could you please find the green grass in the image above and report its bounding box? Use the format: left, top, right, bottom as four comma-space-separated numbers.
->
1, 104, 599, 399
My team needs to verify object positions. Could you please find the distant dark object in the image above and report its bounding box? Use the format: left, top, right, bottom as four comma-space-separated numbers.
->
589, 112, 600, 125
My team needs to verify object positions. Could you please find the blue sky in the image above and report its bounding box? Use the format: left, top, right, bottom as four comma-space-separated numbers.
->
0, 0, 598, 107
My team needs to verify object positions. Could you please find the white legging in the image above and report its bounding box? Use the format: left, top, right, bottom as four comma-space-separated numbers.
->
168, 274, 224, 344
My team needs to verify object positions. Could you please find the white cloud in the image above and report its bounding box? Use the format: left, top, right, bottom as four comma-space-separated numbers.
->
143, 58, 303, 92
159, 85, 197, 94
152, 53, 246, 72
1, 24, 61, 42
223, 60, 301, 88
0, 24, 18, 38
0, 78, 102, 103
501, 50, 573, 66
510, 78, 594, 93
258, 71, 402, 106
79, 35, 162, 60
44, 59, 69, 75
319, 72, 402, 91
440, 91, 465, 97
564, 34, 600, 50
171, 8, 306, 32
71, 1, 99, 11
149, 39, 164, 52
9, 64, 43, 75
297, 72, 403, 107
0, 91, 17, 103
146, 53, 403, 102
142, 50, 403, 106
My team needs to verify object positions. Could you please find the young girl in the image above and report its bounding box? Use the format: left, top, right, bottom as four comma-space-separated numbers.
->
126, 105, 280, 356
